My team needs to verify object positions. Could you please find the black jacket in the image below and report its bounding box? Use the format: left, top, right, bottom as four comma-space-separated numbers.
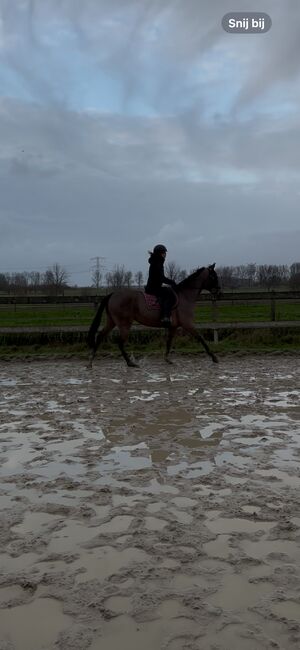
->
145, 253, 176, 294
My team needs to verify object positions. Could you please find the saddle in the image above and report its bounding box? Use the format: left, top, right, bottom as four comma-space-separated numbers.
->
142, 290, 178, 311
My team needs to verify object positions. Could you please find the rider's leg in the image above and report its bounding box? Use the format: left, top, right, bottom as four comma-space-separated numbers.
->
159, 288, 173, 326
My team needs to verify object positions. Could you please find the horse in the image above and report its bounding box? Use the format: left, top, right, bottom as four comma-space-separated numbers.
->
87, 263, 222, 368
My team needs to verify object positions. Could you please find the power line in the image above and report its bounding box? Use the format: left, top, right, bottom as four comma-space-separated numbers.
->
90, 256, 106, 289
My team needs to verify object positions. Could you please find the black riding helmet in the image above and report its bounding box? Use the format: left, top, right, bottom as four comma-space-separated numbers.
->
153, 244, 167, 254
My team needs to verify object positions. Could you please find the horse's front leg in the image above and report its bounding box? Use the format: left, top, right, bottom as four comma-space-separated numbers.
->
184, 325, 218, 363
165, 326, 177, 364
117, 324, 139, 367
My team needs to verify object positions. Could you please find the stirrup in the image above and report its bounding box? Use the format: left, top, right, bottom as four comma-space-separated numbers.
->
161, 316, 171, 327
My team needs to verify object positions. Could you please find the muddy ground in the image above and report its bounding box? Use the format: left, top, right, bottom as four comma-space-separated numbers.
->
0, 355, 300, 650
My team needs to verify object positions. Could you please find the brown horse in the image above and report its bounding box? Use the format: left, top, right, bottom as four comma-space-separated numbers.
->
87, 263, 221, 368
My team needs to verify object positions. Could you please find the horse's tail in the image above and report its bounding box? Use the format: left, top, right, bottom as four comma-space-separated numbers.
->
87, 293, 113, 348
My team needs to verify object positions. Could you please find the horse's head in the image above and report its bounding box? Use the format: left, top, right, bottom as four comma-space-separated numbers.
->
206, 263, 222, 299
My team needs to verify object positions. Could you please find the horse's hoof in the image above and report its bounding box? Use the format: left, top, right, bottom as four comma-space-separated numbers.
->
165, 357, 173, 364
212, 354, 219, 364
128, 361, 139, 368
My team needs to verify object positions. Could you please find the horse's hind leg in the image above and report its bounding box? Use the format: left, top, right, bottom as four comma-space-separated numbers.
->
87, 318, 115, 369
117, 324, 138, 367
184, 325, 218, 363
165, 327, 177, 364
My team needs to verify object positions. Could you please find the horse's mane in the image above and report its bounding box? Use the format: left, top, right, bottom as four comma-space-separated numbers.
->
176, 267, 205, 290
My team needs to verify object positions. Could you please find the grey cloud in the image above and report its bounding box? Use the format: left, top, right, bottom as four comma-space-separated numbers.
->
1, 97, 299, 279
2, 0, 299, 112
0, 2, 299, 281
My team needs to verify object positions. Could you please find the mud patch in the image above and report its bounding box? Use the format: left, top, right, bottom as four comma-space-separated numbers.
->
1, 356, 300, 649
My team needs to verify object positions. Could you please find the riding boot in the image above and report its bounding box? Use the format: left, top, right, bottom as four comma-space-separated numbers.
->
160, 302, 172, 327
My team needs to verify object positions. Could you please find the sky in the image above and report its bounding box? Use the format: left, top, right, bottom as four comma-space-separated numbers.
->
0, 0, 300, 286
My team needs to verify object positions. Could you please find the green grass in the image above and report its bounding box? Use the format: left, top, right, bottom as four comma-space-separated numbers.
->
0, 306, 95, 327
195, 303, 300, 322
0, 301, 300, 327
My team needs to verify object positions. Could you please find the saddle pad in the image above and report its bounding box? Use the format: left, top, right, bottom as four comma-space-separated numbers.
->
143, 292, 178, 310
144, 293, 160, 309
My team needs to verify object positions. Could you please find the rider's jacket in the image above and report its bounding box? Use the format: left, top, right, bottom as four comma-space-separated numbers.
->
145, 253, 176, 295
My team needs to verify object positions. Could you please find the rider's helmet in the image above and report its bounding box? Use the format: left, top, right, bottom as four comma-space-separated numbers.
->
153, 244, 167, 254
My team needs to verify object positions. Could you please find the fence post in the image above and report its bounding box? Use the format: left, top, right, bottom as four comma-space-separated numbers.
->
212, 298, 218, 344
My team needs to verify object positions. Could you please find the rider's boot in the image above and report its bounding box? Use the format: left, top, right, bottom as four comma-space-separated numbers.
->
160, 304, 172, 327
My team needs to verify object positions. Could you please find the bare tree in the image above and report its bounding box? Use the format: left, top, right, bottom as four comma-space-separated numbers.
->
29, 271, 41, 293
177, 269, 187, 282
165, 261, 184, 282
10, 272, 29, 294
42, 264, 69, 295
135, 271, 143, 288
0, 273, 10, 292
257, 265, 287, 289
218, 266, 235, 289
124, 271, 132, 287
106, 265, 128, 289
244, 264, 257, 287
91, 268, 102, 290
290, 262, 300, 289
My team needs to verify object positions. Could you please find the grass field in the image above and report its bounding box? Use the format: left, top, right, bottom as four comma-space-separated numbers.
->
0, 301, 300, 327
0, 302, 299, 358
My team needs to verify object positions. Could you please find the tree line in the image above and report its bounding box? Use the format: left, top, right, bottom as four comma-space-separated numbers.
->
1, 262, 300, 294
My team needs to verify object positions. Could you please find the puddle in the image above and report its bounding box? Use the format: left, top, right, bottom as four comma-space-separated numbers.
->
160, 558, 180, 569
89, 614, 199, 650
241, 505, 261, 515
69, 419, 105, 440
255, 469, 300, 488
97, 516, 134, 534
12, 512, 61, 535
0, 585, 25, 604
203, 535, 232, 559
0, 378, 17, 386
129, 390, 160, 402
0, 552, 40, 572
208, 573, 272, 609
215, 452, 250, 468
145, 517, 168, 531
112, 494, 145, 507
0, 444, 41, 476
48, 520, 101, 553
171, 497, 197, 508
170, 573, 209, 591
100, 448, 151, 473
200, 624, 262, 650
64, 378, 92, 385
105, 595, 132, 613
30, 459, 85, 479
224, 475, 248, 485
73, 546, 149, 582
143, 480, 179, 495
206, 517, 275, 535
272, 601, 300, 620
241, 538, 300, 561
147, 501, 164, 513
0, 598, 72, 650
168, 460, 213, 478
169, 508, 193, 524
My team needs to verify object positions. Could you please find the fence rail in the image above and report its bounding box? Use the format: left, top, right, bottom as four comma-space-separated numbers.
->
0, 290, 300, 306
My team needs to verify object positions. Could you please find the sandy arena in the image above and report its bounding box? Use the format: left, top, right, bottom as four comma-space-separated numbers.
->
0, 355, 300, 649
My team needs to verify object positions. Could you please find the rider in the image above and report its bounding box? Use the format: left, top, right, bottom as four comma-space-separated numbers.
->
144, 244, 177, 327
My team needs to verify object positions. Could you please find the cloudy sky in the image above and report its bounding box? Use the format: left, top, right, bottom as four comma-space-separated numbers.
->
0, 0, 299, 285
